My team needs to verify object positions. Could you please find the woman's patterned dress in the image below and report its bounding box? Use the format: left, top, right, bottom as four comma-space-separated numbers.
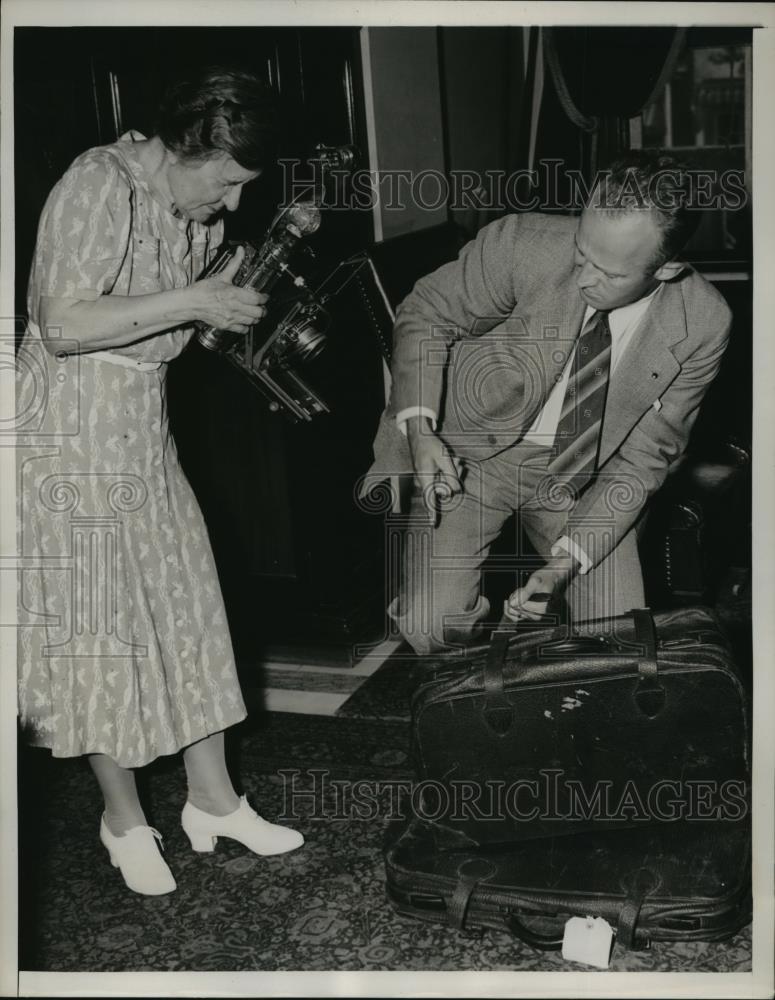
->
17, 131, 247, 767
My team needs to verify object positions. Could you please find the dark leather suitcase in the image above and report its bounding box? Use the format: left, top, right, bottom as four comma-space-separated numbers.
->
409, 607, 750, 844
384, 815, 751, 951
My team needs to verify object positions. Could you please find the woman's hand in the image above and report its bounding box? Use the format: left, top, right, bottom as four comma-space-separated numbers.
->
188, 246, 268, 334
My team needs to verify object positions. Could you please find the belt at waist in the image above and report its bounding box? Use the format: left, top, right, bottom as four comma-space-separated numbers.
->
85, 350, 164, 372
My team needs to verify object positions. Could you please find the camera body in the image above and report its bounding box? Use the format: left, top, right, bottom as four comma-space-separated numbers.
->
191, 145, 362, 422
195, 238, 374, 422
194, 201, 322, 355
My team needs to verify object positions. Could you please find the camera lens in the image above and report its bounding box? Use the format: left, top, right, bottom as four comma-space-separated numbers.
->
290, 321, 326, 362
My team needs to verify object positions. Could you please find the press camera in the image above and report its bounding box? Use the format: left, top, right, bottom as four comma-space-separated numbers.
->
192, 144, 374, 422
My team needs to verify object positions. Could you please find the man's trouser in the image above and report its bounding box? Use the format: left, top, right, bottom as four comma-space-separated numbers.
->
389, 441, 645, 655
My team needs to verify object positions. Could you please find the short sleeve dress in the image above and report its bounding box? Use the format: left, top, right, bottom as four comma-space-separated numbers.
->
17, 131, 248, 768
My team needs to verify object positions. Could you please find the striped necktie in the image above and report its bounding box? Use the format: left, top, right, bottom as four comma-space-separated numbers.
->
547, 310, 612, 493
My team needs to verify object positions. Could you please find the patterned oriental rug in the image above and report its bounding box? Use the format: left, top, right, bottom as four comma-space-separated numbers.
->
18, 707, 751, 973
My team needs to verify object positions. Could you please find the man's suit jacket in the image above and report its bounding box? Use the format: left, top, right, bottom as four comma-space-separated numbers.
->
366, 212, 732, 569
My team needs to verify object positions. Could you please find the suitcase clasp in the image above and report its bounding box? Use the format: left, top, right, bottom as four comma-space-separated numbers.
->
483, 703, 514, 736
633, 676, 666, 718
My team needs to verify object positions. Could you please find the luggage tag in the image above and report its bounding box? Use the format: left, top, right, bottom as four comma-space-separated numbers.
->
561, 915, 614, 969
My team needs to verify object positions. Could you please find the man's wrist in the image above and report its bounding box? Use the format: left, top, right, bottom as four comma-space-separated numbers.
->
552, 536, 592, 575
405, 414, 434, 441
544, 553, 580, 583
396, 406, 438, 437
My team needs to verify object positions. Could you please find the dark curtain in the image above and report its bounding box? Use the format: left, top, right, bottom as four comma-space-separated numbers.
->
545, 27, 682, 115
537, 26, 685, 191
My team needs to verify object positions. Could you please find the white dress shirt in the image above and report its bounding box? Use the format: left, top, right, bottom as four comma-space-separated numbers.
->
521, 286, 662, 445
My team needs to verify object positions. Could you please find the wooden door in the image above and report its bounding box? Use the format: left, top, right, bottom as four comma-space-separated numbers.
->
15, 26, 387, 654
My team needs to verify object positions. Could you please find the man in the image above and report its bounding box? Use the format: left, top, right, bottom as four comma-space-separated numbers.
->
365, 152, 732, 654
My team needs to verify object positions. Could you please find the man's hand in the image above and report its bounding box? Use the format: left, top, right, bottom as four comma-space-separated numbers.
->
406, 415, 463, 508
505, 554, 578, 621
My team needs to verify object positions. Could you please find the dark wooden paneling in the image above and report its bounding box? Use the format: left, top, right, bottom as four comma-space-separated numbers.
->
16, 26, 386, 653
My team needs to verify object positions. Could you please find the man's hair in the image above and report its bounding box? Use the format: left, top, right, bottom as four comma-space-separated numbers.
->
157, 66, 278, 171
587, 150, 701, 269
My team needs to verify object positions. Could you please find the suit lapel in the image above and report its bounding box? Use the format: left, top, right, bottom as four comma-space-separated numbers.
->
599, 280, 686, 464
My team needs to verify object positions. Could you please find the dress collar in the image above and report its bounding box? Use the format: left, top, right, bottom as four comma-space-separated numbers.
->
115, 130, 188, 226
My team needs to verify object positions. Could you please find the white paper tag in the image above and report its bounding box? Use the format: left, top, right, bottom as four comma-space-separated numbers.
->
561, 915, 614, 968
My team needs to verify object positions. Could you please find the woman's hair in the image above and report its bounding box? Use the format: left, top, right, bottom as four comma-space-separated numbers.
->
157, 66, 278, 171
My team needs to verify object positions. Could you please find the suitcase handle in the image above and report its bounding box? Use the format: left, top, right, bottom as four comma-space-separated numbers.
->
505, 874, 651, 953
484, 608, 665, 731
492, 608, 658, 665
503, 913, 564, 951
504, 910, 652, 953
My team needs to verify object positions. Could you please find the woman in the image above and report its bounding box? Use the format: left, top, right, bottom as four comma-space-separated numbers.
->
17, 67, 303, 895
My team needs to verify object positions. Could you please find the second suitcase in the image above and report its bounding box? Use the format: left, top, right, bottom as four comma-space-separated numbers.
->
384, 813, 751, 952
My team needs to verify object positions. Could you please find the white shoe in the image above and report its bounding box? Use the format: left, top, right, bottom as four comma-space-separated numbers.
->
99, 815, 177, 895
181, 795, 304, 856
